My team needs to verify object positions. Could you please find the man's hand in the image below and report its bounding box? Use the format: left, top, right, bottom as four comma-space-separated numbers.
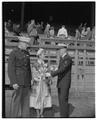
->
45, 73, 51, 77
13, 84, 19, 90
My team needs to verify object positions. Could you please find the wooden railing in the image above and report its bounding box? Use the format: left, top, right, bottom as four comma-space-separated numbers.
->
5, 35, 95, 66
5, 35, 95, 49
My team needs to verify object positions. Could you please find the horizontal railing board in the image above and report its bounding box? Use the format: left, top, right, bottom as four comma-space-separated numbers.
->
40, 37, 95, 43
5, 35, 95, 42
5, 35, 95, 48
5, 43, 95, 51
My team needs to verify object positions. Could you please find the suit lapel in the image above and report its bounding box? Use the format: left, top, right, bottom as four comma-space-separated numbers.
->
59, 54, 68, 67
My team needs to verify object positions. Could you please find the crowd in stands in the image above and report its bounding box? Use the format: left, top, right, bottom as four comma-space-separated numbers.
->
75, 23, 95, 40
5, 19, 95, 43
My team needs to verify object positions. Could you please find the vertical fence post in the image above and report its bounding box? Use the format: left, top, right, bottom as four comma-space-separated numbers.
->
74, 40, 79, 95
83, 49, 86, 91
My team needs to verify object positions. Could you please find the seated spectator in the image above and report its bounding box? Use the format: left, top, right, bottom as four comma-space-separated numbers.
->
5, 21, 15, 36
92, 27, 95, 40
85, 27, 92, 40
40, 21, 44, 31
36, 22, 44, 34
27, 19, 39, 45
13, 24, 21, 36
57, 25, 68, 39
44, 23, 50, 37
78, 23, 87, 34
78, 23, 83, 33
27, 19, 36, 36
6, 19, 13, 32
49, 26, 55, 38
75, 29, 81, 40
81, 27, 87, 38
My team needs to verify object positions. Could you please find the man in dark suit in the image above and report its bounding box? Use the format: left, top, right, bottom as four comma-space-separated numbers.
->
50, 43, 72, 117
8, 37, 32, 117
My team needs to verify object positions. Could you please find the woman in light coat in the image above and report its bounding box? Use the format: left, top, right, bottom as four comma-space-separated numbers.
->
30, 48, 52, 117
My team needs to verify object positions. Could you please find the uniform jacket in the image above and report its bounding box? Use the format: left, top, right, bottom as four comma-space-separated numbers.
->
51, 53, 72, 89
8, 47, 32, 87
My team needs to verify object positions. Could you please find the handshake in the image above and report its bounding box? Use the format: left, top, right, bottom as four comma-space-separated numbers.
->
45, 65, 58, 78
45, 72, 51, 77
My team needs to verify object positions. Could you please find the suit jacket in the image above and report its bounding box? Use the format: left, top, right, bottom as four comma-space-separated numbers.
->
51, 53, 72, 89
8, 47, 32, 87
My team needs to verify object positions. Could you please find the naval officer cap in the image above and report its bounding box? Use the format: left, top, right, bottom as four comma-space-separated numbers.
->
58, 43, 68, 49
18, 36, 31, 44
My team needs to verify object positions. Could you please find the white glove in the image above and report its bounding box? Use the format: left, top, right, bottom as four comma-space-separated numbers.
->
13, 84, 19, 90
45, 73, 51, 77
31, 80, 34, 85
55, 67, 58, 71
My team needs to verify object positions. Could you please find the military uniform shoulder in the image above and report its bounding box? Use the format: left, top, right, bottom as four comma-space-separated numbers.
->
9, 48, 18, 56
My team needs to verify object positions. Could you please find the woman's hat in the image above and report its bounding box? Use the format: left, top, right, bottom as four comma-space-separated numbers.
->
37, 48, 44, 56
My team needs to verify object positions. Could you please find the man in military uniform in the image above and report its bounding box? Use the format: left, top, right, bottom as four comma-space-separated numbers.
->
47, 43, 72, 117
8, 37, 32, 117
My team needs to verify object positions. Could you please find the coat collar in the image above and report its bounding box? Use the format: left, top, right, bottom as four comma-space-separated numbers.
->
61, 53, 68, 59
62, 53, 67, 58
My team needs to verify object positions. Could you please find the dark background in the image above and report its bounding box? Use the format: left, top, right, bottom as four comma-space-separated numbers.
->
3, 2, 95, 28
